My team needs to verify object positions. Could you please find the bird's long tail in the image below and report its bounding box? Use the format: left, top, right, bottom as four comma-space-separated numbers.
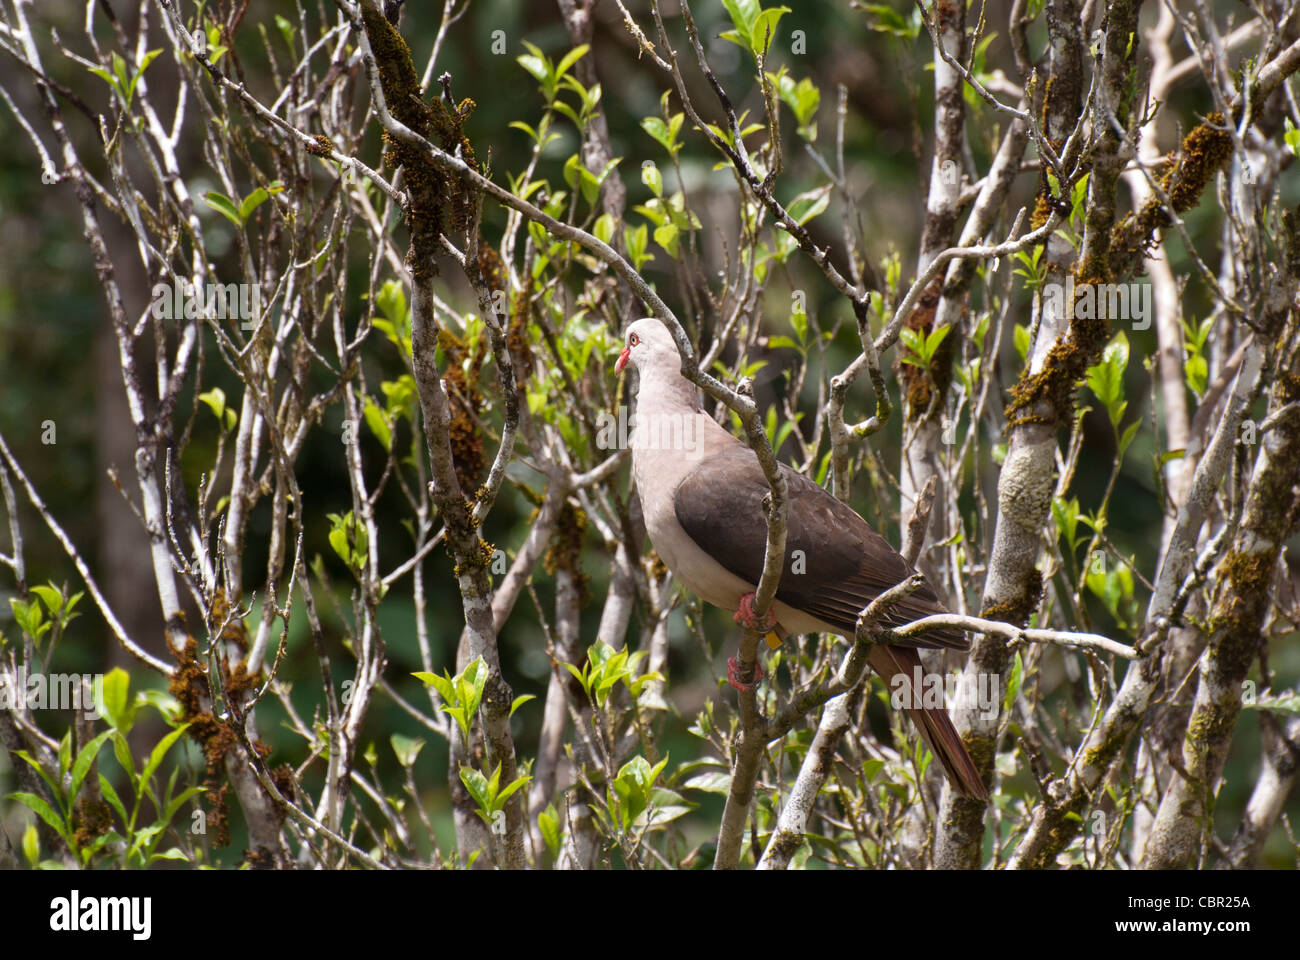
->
867, 645, 989, 800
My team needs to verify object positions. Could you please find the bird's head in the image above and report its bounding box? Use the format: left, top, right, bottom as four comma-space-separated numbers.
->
615, 317, 679, 376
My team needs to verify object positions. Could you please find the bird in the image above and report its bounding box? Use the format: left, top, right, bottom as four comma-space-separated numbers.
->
615, 316, 988, 800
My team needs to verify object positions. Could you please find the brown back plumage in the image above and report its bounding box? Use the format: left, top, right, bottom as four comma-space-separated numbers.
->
672, 439, 965, 648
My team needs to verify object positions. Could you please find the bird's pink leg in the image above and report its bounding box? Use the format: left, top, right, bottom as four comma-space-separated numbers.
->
732, 592, 776, 631
727, 654, 763, 692
728, 592, 775, 691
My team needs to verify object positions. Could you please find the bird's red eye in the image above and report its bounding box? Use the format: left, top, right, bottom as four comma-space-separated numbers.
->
629, 333, 640, 346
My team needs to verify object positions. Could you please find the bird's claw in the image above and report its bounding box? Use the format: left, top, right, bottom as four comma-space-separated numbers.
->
726, 654, 764, 692
733, 592, 776, 632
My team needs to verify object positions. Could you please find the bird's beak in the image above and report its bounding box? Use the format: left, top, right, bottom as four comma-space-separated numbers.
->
615, 346, 630, 374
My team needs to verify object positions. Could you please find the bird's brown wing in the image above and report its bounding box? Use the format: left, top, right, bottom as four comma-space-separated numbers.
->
672, 440, 966, 649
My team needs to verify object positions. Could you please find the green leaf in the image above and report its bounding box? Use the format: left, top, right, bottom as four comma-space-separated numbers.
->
390, 733, 425, 767
58, 730, 72, 779
238, 182, 282, 222
1012, 245, 1047, 289
137, 689, 183, 727
162, 785, 205, 828
721, 0, 760, 48
561, 661, 591, 697
634, 201, 666, 227
899, 324, 949, 368
1244, 690, 1300, 716
864, 3, 922, 39
362, 396, 393, 452
238, 188, 270, 223
770, 73, 821, 138
509, 694, 536, 717
8, 793, 71, 847
1052, 496, 1081, 552
203, 26, 229, 65
785, 185, 830, 226
22, 822, 39, 866
127, 822, 166, 861
381, 376, 417, 424
516, 53, 548, 85
1118, 418, 1140, 458
624, 223, 653, 270
683, 771, 732, 795
442, 706, 467, 740
641, 116, 668, 144
274, 14, 297, 51
10, 597, 49, 644
418, 659, 488, 742
99, 667, 134, 733
459, 658, 488, 717
555, 44, 589, 81
459, 766, 491, 813
1013, 323, 1030, 363
87, 64, 119, 97
99, 774, 128, 827
562, 152, 583, 190
653, 223, 680, 258
1184, 354, 1208, 396
413, 671, 455, 705
139, 723, 190, 800
326, 510, 366, 571
1282, 117, 1300, 157
608, 753, 669, 830
593, 213, 616, 245
814, 449, 833, 486
508, 119, 538, 141
496, 773, 531, 806
538, 803, 561, 853
14, 752, 63, 813
91, 49, 161, 109
1086, 331, 1129, 426
1003, 652, 1024, 711
644, 787, 694, 827
112, 732, 138, 790
198, 388, 235, 432
551, 100, 581, 129
205, 191, 243, 228
925, 324, 951, 358
328, 526, 350, 565
641, 163, 663, 197
749, 7, 790, 56
575, 165, 604, 205
641, 113, 684, 156
666, 191, 701, 230
69, 731, 115, 808
30, 584, 62, 615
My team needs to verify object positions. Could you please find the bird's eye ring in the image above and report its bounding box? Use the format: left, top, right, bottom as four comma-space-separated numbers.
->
629, 333, 640, 346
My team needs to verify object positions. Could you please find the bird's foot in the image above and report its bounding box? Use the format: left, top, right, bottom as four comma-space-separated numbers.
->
726, 654, 764, 692
732, 592, 776, 632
